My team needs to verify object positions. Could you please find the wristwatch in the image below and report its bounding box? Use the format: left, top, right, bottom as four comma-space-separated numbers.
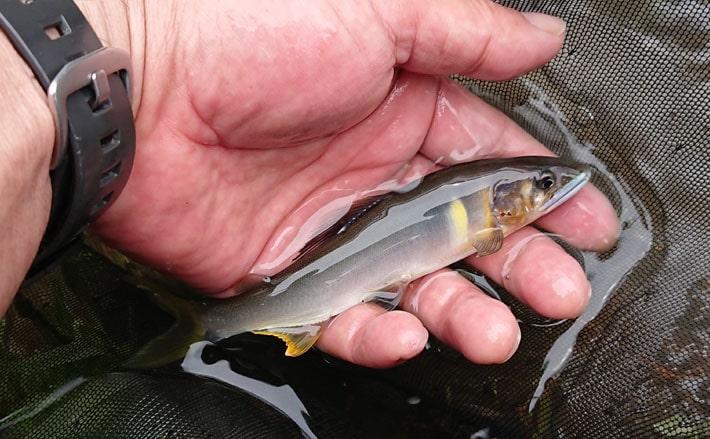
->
0, 0, 136, 281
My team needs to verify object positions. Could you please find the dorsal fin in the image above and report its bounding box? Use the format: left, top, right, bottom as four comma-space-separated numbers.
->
294, 194, 390, 261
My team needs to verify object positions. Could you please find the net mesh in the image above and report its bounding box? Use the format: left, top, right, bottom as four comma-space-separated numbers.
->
1, 0, 708, 437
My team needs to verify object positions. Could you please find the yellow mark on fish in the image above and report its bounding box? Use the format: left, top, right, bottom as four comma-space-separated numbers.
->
448, 199, 469, 243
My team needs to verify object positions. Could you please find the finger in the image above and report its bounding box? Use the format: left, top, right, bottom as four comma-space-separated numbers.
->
471, 227, 592, 319
535, 184, 620, 251
316, 304, 429, 368
401, 269, 521, 364
376, 0, 565, 80
421, 78, 620, 250
422, 78, 554, 163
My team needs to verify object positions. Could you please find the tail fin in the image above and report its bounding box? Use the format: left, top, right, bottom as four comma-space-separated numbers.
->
124, 277, 205, 369
83, 234, 206, 368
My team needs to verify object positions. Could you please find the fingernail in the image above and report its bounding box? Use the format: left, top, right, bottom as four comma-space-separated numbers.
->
522, 12, 566, 36
504, 329, 522, 362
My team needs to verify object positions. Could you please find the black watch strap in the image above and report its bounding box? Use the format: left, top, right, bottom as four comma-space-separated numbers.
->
0, 0, 136, 280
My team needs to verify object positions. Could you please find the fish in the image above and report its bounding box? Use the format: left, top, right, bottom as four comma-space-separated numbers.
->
116, 156, 590, 368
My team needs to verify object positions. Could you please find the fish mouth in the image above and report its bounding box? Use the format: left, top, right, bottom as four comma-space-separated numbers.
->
541, 166, 591, 213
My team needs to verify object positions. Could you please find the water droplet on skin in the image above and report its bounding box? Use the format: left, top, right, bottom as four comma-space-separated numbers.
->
449, 148, 478, 162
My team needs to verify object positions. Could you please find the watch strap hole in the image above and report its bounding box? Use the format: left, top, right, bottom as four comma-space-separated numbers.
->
43, 15, 71, 40
100, 129, 121, 152
92, 191, 114, 216
100, 162, 122, 188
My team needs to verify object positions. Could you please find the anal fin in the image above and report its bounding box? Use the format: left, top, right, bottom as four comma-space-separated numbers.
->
252, 281, 410, 357
253, 323, 326, 357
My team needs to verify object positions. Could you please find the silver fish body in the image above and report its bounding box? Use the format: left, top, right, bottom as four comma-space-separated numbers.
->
197, 156, 590, 355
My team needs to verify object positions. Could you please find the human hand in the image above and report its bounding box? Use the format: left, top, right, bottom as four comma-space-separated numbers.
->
85, 0, 619, 367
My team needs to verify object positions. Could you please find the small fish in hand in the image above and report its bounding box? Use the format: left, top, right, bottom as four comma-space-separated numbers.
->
120, 156, 590, 368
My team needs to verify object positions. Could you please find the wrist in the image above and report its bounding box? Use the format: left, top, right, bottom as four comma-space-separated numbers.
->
0, 31, 54, 313
0, 0, 145, 313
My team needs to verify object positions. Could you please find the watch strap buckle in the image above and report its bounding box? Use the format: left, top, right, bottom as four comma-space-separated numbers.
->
47, 46, 133, 169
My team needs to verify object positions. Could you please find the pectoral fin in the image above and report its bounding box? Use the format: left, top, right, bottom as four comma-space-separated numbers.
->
472, 227, 504, 256
253, 323, 327, 357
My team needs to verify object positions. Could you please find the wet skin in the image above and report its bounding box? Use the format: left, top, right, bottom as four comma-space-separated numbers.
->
73, 0, 621, 368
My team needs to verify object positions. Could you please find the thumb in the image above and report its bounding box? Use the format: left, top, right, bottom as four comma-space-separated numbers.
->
376, 0, 566, 80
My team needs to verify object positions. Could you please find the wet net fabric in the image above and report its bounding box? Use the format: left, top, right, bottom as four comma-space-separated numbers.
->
1, 0, 708, 437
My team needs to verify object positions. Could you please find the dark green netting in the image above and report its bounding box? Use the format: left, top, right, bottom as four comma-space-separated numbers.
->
2, 0, 708, 437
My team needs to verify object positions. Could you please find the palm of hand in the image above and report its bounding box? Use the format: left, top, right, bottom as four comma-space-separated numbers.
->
92, 2, 619, 367
98, 17, 432, 291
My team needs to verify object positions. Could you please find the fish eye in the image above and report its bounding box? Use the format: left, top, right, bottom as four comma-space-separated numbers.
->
536, 172, 556, 190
